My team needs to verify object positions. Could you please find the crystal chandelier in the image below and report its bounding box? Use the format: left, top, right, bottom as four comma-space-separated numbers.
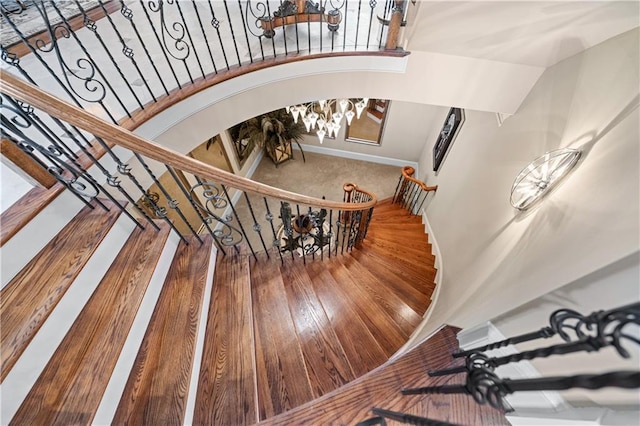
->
286, 98, 369, 144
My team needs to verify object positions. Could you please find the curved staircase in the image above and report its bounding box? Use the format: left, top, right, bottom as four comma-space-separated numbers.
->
0, 188, 446, 424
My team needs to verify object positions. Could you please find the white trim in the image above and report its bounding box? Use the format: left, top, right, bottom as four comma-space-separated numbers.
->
184, 243, 218, 426
245, 149, 265, 180
457, 321, 568, 412
294, 143, 419, 170
134, 56, 409, 141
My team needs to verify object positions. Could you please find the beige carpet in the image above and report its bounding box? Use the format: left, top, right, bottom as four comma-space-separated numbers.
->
232, 151, 403, 255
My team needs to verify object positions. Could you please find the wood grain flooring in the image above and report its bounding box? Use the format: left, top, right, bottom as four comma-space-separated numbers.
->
10, 223, 171, 425
257, 326, 509, 426
194, 244, 257, 426
113, 234, 213, 425
0, 199, 122, 382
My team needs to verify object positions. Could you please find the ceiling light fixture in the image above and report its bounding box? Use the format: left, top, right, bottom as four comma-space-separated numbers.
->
287, 98, 369, 144
510, 148, 581, 211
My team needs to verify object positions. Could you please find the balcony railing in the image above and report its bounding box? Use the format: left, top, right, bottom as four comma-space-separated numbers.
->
1, 0, 410, 126
1, 72, 377, 261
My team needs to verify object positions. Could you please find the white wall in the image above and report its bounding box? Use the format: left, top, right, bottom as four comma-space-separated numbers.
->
493, 252, 640, 407
298, 101, 447, 162
412, 28, 639, 345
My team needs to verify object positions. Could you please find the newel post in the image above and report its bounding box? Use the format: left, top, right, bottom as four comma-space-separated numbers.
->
385, 0, 405, 50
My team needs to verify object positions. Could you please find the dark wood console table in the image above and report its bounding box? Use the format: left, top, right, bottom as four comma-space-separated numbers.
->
259, 0, 342, 38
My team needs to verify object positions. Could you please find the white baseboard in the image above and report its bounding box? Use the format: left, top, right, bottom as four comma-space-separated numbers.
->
457, 321, 569, 412
245, 149, 265, 180
294, 143, 419, 171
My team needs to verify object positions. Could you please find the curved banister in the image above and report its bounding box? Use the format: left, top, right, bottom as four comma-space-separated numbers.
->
0, 72, 377, 211
401, 166, 437, 192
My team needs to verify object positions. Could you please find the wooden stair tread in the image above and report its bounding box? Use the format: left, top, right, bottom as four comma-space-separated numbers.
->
359, 240, 436, 272
258, 326, 509, 425
342, 252, 431, 316
305, 260, 388, 378
325, 258, 408, 357
335, 255, 423, 333
250, 253, 313, 420
280, 257, 356, 398
10, 223, 171, 425
0, 199, 122, 382
113, 234, 214, 425
362, 236, 434, 259
349, 249, 435, 298
194, 244, 257, 426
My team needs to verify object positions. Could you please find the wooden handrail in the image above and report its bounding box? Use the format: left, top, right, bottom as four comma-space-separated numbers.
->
402, 166, 437, 192
0, 72, 377, 210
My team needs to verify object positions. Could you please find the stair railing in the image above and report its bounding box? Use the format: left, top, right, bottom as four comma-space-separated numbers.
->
1, 0, 410, 128
392, 166, 437, 214
358, 302, 640, 424
1, 71, 377, 262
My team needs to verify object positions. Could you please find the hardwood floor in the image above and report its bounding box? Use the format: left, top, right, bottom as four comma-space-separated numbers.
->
1, 197, 511, 425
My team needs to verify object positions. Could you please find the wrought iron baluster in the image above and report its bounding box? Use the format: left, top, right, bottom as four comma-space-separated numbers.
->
72, 0, 146, 111
173, 0, 206, 79
2, 95, 150, 228
0, 99, 112, 211
453, 303, 640, 358
207, 1, 230, 70
392, 175, 403, 203
166, 166, 226, 254
278, 0, 288, 54
343, 0, 348, 50
328, 208, 333, 258
139, 0, 182, 89
48, 0, 132, 120
133, 153, 195, 244
190, 0, 217, 74
293, 0, 300, 53
308, 206, 315, 260
280, 201, 295, 261
236, 0, 254, 63
119, 1, 169, 97
0, 9, 116, 123
370, 408, 459, 426
264, 197, 283, 264
295, 204, 306, 264
366, 0, 377, 49
354, 0, 362, 48
416, 191, 429, 215
222, 0, 242, 66
222, 185, 257, 260
403, 368, 640, 411
244, 193, 269, 257
97, 0, 157, 102
265, 0, 277, 57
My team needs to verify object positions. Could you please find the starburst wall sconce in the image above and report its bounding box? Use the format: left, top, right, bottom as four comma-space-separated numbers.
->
510, 148, 582, 211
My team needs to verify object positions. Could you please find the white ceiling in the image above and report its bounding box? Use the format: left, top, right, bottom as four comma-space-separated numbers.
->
406, 1, 640, 67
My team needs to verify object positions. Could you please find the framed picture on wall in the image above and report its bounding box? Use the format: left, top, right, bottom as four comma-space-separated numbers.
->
433, 107, 465, 172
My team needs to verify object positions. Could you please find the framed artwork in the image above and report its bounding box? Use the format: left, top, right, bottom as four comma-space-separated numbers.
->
433, 107, 465, 172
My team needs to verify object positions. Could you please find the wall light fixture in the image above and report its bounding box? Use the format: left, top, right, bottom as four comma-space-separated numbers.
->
510, 148, 581, 211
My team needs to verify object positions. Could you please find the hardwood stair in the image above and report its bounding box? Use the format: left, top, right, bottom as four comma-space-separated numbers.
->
1, 193, 509, 425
